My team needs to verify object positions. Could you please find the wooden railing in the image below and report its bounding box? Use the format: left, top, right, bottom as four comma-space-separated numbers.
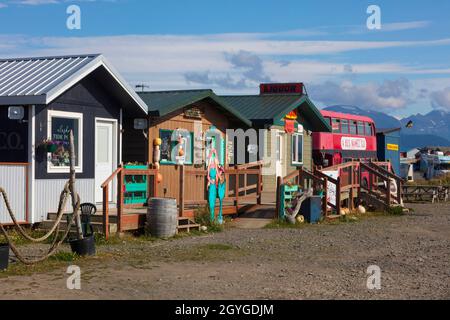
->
180, 164, 263, 217
359, 162, 402, 206
101, 165, 158, 239
276, 167, 329, 218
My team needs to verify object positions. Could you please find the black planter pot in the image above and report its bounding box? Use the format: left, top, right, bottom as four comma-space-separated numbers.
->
69, 235, 96, 256
0, 244, 10, 270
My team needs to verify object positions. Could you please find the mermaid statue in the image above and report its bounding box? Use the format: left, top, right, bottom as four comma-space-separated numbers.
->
207, 148, 219, 222
217, 165, 226, 224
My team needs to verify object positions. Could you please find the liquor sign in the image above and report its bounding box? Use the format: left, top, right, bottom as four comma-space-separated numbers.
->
341, 137, 367, 151
260, 83, 303, 95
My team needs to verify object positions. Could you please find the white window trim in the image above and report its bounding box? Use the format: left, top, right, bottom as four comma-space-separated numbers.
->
47, 110, 83, 174
292, 133, 304, 165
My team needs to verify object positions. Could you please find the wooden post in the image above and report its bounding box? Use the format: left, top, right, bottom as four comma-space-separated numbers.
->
336, 177, 341, 215
117, 169, 123, 233
179, 165, 185, 217
235, 169, 239, 213
257, 165, 262, 205
275, 176, 282, 219
323, 177, 328, 217
102, 185, 109, 240
68, 130, 83, 240
397, 178, 402, 204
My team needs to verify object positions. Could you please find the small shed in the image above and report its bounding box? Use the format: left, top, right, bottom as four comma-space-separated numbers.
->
0, 54, 147, 224
135, 89, 252, 201
376, 128, 401, 174
221, 84, 331, 195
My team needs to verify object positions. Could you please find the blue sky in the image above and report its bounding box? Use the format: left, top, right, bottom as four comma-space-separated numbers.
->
1, 0, 450, 118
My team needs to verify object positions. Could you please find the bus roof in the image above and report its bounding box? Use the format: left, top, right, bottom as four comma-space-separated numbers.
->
320, 110, 375, 123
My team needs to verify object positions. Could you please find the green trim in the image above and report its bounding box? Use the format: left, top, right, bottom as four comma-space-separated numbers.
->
273, 96, 331, 133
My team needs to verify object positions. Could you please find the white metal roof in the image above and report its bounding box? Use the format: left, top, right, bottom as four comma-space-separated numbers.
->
0, 54, 148, 114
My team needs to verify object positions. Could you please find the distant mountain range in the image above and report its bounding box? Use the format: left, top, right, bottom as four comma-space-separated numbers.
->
323, 105, 450, 151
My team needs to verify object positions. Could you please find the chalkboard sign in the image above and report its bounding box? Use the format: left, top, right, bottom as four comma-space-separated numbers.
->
50, 117, 80, 166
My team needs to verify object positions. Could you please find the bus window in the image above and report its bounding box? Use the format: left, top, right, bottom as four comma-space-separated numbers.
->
357, 121, 365, 135
341, 119, 349, 134
349, 121, 357, 135
324, 116, 331, 126
365, 122, 373, 136
331, 118, 340, 133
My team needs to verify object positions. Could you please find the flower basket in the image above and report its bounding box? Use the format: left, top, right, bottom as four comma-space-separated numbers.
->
47, 143, 58, 153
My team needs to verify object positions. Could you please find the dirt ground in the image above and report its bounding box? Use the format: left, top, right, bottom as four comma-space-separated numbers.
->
0, 203, 449, 300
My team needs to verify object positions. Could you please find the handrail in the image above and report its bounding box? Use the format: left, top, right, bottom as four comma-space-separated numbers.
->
179, 163, 263, 217
101, 167, 123, 188
368, 161, 404, 182
235, 161, 264, 170
323, 161, 360, 172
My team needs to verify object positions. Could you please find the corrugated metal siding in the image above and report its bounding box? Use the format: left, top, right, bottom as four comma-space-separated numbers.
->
0, 165, 27, 224
34, 179, 95, 222
0, 55, 97, 97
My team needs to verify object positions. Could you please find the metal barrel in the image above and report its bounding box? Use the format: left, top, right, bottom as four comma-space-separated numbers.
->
146, 198, 178, 238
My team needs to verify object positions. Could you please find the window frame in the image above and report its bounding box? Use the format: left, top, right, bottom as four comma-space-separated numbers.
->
291, 133, 304, 166
159, 129, 194, 165
357, 121, 365, 136
47, 110, 83, 174
341, 119, 349, 134
349, 120, 357, 135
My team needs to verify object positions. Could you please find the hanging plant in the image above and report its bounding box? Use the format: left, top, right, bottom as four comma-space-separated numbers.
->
39, 139, 59, 153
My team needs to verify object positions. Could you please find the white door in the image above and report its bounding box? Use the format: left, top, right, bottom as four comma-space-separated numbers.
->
95, 121, 115, 203
275, 131, 283, 178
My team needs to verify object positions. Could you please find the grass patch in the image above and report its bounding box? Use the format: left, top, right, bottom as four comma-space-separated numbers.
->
203, 243, 233, 250
49, 251, 79, 262
387, 206, 405, 216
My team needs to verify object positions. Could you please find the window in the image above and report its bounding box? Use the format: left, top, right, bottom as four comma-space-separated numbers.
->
159, 129, 193, 165
357, 121, 365, 136
331, 118, 340, 133
324, 117, 331, 126
292, 133, 303, 165
365, 122, 373, 136
349, 121, 357, 135
47, 110, 83, 173
341, 119, 349, 134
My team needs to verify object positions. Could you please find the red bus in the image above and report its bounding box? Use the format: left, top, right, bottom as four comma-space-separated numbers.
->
312, 110, 377, 169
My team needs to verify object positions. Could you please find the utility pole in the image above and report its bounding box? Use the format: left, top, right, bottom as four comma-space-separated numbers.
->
136, 83, 150, 92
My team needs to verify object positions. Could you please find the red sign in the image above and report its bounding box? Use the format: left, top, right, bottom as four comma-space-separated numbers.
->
285, 110, 298, 120
260, 83, 303, 95
285, 119, 295, 133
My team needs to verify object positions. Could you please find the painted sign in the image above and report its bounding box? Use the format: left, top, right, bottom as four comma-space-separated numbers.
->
322, 170, 339, 207
260, 83, 303, 95
341, 137, 367, 151
285, 110, 298, 120
387, 143, 399, 151
184, 107, 202, 119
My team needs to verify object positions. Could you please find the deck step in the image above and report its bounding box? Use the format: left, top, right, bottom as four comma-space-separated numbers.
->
47, 212, 118, 224
177, 217, 200, 233
36, 220, 117, 234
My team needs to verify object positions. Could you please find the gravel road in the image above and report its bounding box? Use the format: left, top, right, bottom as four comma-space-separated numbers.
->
0, 203, 449, 300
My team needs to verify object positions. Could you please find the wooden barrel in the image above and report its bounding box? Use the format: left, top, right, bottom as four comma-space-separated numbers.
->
146, 198, 178, 238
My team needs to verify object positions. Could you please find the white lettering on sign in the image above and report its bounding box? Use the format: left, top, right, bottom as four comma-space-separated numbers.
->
341, 137, 367, 151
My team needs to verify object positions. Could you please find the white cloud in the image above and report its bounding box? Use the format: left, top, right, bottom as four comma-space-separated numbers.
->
430, 87, 450, 111
309, 79, 413, 110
